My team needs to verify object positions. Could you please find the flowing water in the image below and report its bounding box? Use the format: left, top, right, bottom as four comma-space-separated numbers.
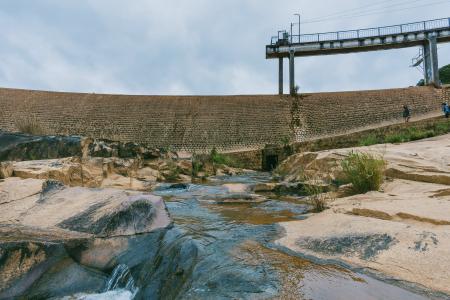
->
75, 172, 433, 299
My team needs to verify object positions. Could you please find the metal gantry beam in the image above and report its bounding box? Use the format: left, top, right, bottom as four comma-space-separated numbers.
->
268, 17, 450, 92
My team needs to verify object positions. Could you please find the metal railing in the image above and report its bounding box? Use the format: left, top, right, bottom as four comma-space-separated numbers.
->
270, 17, 450, 45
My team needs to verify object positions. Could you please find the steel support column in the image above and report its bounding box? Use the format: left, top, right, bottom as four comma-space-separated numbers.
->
278, 57, 283, 95
423, 35, 440, 87
289, 50, 295, 95
423, 43, 432, 85
429, 35, 440, 87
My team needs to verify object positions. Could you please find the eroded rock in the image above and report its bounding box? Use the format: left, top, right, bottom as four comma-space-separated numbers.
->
0, 178, 171, 238
0, 132, 83, 162
276, 134, 450, 187
0, 177, 172, 298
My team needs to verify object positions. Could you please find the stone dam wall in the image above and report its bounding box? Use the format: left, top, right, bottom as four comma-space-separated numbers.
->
0, 86, 447, 153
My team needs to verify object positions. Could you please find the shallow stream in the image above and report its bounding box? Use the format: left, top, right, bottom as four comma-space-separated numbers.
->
75, 173, 431, 300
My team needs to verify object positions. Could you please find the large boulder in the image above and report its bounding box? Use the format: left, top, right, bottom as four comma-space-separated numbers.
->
0, 224, 101, 299
0, 178, 170, 238
0, 177, 171, 298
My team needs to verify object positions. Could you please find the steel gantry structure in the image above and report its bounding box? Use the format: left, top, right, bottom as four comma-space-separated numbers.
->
266, 18, 450, 95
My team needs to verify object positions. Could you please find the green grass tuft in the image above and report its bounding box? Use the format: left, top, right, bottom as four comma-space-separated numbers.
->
341, 152, 386, 194
358, 121, 450, 146
359, 134, 379, 146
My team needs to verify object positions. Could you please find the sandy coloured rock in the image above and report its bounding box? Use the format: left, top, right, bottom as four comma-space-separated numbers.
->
277, 133, 450, 186
0, 177, 170, 238
276, 135, 450, 295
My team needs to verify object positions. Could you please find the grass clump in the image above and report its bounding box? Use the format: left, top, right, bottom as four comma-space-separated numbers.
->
341, 151, 386, 194
209, 147, 242, 168
192, 159, 203, 177
359, 134, 379, 146
302, 179, 328, 212
210, 147, 229, 165
164, 161, 181, 182
385, 127, 437, 144
358, 121, 450, 146
14, 116, 45, 135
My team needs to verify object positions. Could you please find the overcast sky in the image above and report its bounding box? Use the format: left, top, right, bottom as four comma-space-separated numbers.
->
0, 0, 449, 95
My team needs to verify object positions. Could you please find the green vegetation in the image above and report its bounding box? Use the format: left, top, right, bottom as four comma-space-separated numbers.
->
302, 179, 328, 213
14, 116, 44, 135
190, 148, 242, 178
417, 64, 450, 85
191, 156, 204, 177
358, 134, 380, 146
440, 64, 450, 84
358, 122, 450, 146
209, 147, 241, 168
341, 152, 386, 194
164, 161, 181, 182
210, 147, 230, 165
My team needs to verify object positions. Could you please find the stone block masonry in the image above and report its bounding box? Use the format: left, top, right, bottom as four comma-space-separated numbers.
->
0, 86, 445, 153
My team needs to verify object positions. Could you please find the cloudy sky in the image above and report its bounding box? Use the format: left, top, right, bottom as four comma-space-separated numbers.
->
0, 0, 449, 95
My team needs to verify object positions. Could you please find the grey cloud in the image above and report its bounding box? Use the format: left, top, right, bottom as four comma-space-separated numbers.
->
0, 0, 448, 95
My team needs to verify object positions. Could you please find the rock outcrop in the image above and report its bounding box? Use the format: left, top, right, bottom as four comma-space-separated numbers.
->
0, 132, 162, 162
0, 177, 171, 298
0, 132, 83, 162
0, 177, 170, 237
275, 134, 450, 295
276, 133, 450, 186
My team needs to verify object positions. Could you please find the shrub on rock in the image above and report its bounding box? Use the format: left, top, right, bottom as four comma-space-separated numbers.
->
341, 152, 386, 194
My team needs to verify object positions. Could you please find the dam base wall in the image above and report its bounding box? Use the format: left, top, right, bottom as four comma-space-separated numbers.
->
0, 86, 447, 155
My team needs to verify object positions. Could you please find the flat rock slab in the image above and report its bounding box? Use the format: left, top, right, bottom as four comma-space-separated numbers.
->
277, 209, 450, 295
333, 179, 450, 225
0, 177, 170, 238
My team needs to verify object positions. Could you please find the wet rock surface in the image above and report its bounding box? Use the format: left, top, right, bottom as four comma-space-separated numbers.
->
0, 177, 171, 299
1, 132, 447, 299
297, 234, 397, 260
0, 173, 439, 299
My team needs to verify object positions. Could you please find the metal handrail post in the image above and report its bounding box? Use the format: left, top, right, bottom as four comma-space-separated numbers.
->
290, 23, 293, 44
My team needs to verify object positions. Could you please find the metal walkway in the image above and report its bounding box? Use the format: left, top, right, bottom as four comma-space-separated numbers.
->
266, 18, 450, 94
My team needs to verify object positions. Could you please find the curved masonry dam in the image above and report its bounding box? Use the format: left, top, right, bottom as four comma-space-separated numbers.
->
0, 86, 448, 154
1, 85, 450, 299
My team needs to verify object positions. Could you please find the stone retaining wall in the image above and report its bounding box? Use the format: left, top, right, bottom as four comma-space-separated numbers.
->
0, 86, 445, 153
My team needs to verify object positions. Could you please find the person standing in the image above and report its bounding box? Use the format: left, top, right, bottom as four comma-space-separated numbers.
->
442, 102, 450, 118
403, 105, 411, 123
